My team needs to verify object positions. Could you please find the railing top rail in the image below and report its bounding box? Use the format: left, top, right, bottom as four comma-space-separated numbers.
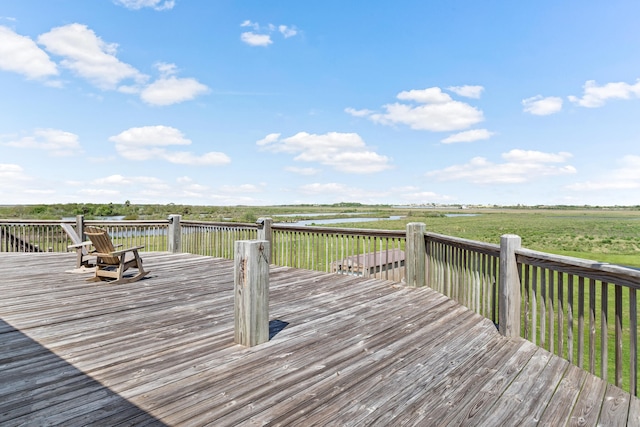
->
0, 219, 64, 225
426, 231, 501, 257
181, 220, 257, 228
516, 247, 640, 290
272, 223, 407, 239
0, 219, 170, 226
84, 220, 169, 226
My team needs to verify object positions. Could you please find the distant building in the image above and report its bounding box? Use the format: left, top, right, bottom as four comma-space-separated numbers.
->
331, 248, 405, 279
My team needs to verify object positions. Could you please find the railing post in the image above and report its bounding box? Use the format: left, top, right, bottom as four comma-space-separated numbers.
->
406, 222, 426, 287
499, 234, 522, 337
168, 214, 182, 253
256, 218, 273, 262
234, 240, 270, 347
76, 215, 85, 241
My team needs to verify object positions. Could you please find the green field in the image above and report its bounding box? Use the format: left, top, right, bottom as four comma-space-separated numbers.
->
323, 208, 640, 268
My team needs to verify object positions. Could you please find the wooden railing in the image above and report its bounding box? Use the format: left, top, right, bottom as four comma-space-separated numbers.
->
426, 232, 500, 325
271, 223, 406, 281
1, 215, 638, 395
516, 247, 639, 396
0, 219, 169, 253
181, 219, 258, 258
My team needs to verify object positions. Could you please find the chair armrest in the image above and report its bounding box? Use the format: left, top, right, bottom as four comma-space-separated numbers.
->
109, 246, 145, 256
68, 241, 93, 250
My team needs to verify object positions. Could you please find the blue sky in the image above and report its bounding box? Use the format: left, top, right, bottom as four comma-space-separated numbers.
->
1, 1, 640, 206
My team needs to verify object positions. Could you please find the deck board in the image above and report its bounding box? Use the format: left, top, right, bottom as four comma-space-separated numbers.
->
1, 252, 638, 426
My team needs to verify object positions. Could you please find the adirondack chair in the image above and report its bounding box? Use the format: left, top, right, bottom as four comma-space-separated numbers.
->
61, 223, 95, 269
84, 226, 149, 284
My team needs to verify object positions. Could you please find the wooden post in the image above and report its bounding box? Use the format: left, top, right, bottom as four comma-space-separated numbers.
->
76, 215, 85, 242
256, 218, 273, 262
234, 240, 270, 347
168, 214, 181, 253
406, 223, 426, 287
499, 234, 522, 337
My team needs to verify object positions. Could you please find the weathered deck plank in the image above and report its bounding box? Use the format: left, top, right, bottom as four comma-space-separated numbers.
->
0, 252, 638, 426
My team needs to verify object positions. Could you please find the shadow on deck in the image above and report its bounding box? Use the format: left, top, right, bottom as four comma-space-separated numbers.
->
0, 252, 638, 426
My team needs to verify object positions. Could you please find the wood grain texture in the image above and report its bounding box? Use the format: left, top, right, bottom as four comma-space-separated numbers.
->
0, 252, 637, 426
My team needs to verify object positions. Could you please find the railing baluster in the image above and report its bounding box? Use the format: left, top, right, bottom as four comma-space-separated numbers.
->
615, 284, 623, 388
578, 276, 585, 368
630, 288, 637, 396
601, 281, 608, 381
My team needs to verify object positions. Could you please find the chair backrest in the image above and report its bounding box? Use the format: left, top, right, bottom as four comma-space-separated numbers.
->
61, 223, 88, 256
85, 226, 119, 264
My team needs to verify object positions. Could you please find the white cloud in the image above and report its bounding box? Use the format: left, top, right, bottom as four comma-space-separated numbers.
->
447, 85, 484, 99
278, 25, 298, 38
0, 163, 31, 183
285, 166, 320, 175
109, 125, 231, 166
257, 131, 392, 174
345, 107, 374, 117
240, 20, 299, 46
441, 129, 494, 144
522, 95, 563, 115
0, 26, 58, 79
3, 128, 81, 156
240, 20, 260, 30
140, 75, 209, 106
355, 87, 484, 132
256, 133, 281, 146
37, 23, 147, 90
241, 32, 272, 47
427, 149, 576, 184
397, 87, 452, 104
113, 0, 175, 10
567, 155, 640, 191
568, 79, 640, 108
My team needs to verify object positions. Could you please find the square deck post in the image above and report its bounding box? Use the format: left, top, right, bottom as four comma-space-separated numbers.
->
168, 214, 181, 253
234, 240, 270, 347
256, 217, 273, 262
406, 222, 426, 287
75, 215, 85, 242
499, 234, 522, 338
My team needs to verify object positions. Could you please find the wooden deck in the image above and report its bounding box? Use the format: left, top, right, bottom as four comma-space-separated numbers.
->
1, 252, 638, 426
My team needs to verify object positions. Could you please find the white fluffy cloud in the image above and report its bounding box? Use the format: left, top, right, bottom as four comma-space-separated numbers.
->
0, 163, 31, 183
567, 155, 640, 191
441, 129, 494, 144
347, 87, 484, 132
38, 24, 147, 90
447, 85, 484, 99
257, 131, 392, 173
3, 128, 81, 156
522, 95, 563, 115
4, 25, 208, 105
241, 32, 272, 47
0, 26, 58, 80
427, 149, 576, 184
140, 63, 209, 106
240, 20, 298, 46
285, 166, 320, 175
109, 125, 231, 165
279, 25, 297, 38
113, 0, 175, 10
568, 79, 640, 108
